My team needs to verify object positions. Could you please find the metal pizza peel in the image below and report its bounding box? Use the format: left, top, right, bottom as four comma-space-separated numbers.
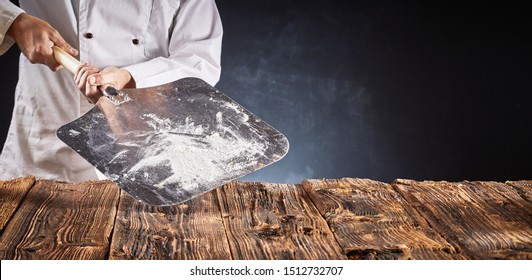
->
53, 47, 289, 206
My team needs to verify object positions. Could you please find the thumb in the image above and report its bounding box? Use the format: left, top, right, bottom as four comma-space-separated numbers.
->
88, 72, 114, 87
49, 31, 78, 57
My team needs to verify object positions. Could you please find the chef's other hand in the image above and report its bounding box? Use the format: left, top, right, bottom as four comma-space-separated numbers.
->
80, 67, 135, 104
7, 13, 78, 71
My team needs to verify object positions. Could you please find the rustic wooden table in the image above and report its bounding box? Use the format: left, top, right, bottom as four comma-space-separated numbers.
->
0, 177, 530, 260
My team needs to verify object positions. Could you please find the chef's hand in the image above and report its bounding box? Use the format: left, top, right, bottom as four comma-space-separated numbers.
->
75, 65, 135, 104
7, 13, 78, 71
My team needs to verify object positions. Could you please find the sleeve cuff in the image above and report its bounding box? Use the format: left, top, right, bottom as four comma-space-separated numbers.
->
122, 58, 170, 89
122, 56, 221, 89
0, 2, 25, 55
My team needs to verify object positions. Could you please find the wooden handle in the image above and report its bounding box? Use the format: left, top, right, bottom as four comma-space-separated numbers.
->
53, 46, 82, 74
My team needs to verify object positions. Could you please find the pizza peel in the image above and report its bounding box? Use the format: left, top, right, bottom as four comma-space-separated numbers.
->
53, 47, 289, 206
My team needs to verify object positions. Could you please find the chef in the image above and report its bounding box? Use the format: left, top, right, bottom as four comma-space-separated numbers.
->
0, 0, 223, 181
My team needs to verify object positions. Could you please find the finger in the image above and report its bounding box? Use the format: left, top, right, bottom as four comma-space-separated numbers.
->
78, 68, 95, 92
49, 29, 78, 57
74, 64, 89, 85
88, 74, 101, 86
85, 82, 102, 104
76, 66, 99, 92
85, 81, 97, 104
74, 63, 88, 86
75, 65, 88, 90
73, 61, 86, 76
87, 73, 110, 87
89, 67, 124, 89
40, 40, 62, 71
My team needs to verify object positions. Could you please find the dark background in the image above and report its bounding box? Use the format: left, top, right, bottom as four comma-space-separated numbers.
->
1, 1, 531, 184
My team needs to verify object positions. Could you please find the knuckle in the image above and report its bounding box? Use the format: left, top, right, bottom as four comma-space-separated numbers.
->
25, 49, 37, 63
50, 29, 60, 38
26, 54, 37, 64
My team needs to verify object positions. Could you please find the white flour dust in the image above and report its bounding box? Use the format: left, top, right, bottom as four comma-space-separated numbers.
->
121, 112, 266, 191
69, 129, 81, 137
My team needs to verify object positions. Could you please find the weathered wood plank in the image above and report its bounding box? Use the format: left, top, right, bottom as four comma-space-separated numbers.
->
0, 180, 120, 260
109, 189, 231, 260
217, 182, 346, 260
506, 180, 532, 203
393, 179, 532, 259
302, 178, 462, 259
0, 177, 36, 233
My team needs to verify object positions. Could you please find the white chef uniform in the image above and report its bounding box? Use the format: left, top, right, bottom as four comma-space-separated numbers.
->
0, 0, 223, 182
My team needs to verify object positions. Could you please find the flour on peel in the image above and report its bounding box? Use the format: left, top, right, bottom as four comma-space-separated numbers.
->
122, 112, 266, 191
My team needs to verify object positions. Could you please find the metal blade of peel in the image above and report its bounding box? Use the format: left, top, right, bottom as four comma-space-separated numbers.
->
57, 77, 289, 205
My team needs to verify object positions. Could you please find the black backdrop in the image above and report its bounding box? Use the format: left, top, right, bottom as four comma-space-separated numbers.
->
1, 1, 531, 183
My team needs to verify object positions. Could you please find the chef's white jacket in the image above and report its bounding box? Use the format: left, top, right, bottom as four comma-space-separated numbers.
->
0, 0, 223, 181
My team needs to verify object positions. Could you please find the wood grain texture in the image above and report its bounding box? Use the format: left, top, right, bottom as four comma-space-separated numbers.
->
0, 180, 120, 260
109, 189, 231, 260
302, 178, 461, 259
1, 177, 530, 260
217, 182, 346, 260
506, 180, 532, 203
393, 179, 532, 259
0, 177, 36, 232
